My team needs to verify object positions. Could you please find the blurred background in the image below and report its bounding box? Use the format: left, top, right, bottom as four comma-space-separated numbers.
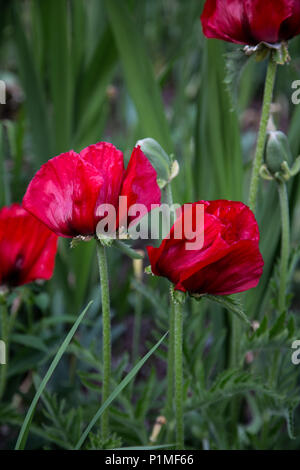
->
1, 0, 300, 450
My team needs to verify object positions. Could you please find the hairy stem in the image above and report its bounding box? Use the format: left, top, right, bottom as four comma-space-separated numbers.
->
248, 57, 277, 212
174, 300, 184, 450
166, 300, 175, 436
269, 181, 290, 388
96, 242, 111, 440
277, 181, 290, 314
132, 291, 142, 363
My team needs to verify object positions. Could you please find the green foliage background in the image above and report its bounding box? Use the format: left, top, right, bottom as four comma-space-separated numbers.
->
0, 0, 300, 450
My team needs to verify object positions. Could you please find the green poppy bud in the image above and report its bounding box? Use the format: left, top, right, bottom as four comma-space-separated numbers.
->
136, 138, 171, 183
264, 131, 292, 175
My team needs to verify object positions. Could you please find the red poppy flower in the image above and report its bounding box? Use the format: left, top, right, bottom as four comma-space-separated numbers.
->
147, 200, 264, 296
0, 204, 58, 288
201, 0, 300, 46
22, 142, 161, 238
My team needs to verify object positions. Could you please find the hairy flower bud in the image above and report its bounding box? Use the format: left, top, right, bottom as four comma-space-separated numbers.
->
264, 131, 292, 175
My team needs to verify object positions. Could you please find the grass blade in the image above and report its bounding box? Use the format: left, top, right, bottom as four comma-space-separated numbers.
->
47, 0, 73, 154
12, 3, 52, 164
75, 331, 168, 450
15, 301, 93, 450
104, 0, 173, 153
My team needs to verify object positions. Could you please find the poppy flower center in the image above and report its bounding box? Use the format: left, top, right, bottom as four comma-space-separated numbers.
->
3, 254, 24, 287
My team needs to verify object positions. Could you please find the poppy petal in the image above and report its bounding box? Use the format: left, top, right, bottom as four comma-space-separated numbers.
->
119, 146, 161, 228
180, 239, 264, 295
201, 0, 295, 45
0, 204, 57, 287
23, 151, 104, 237
80, 142, 125, 209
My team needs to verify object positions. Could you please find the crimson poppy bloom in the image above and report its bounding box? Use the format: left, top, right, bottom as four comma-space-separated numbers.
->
201, 0, 300, 46
0, 204, 58, 288
147, 200, 264, 296
23, 142, 161, 238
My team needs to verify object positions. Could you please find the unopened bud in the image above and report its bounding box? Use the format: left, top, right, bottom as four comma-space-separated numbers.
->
136, 138, 171, 183
264, 131, 292, 175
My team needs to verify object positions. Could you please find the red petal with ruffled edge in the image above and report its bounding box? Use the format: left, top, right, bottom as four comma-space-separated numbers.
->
279, 1, 300, 40
80, 142, 125, 210
118, 146, 161, 229
204, 199, 260, 242
23, 142, 161, 238
147, 202, 224, 286
147, 200, 264, 296
201, 0, 254, 45
0, 204, 58, 287
246, 0, 292, 44
180, 240, 264, 295
201, 0, 295, 45
23, 150, 105, 237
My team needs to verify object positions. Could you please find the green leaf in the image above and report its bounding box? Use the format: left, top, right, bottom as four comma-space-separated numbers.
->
47, 0, 72, 154
255, 315, 268, 337
191, 370, 285, 410
114, 240, 144, 260
75, 331, 168, 450
131, 279, 167, 319
104, 0, 173, 153
13, 4, 51, 164
224, 48, 251, 108
114, 444, 175, 450
11, 334, 48, 353
287, 316, 295, 339
136, 137, 171, 182
15, 301, 93, 450
202, 295, 251, 327
75, 27, 117, 149
285, 406, 297, 440
269, 312, 286, 339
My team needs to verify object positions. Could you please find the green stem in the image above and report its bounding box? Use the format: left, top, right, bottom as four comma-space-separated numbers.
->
164, 182, 173, 208
277, 181, 290, 314
0, 302, 8, 400
96, 242, 111, 440
174, 300, 184, 450
166, 301, 175, 436
228, 313, 242, 436
164, 181, 176, 440
248, 57, 277, 212
269, 181, 290, 388
229, 314, 240, 369
132, 291, 142, 363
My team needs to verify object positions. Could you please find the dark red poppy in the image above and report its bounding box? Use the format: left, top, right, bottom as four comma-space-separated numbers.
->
147, 200, 264, 296
201, 0, 300, 46
23, 142, 161, 238
0, 204, 58, 288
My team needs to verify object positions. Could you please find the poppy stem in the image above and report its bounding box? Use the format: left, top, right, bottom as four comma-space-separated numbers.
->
277, 181, 290, 314
164, 181, 176, 436
269, 180, 290, 388
0, 301, 8, 400
248, 56, 277, 212
132, 293, 142, 364
166, 300, 175, 433
96, 242, 111, 441
174, 298, 184, 450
